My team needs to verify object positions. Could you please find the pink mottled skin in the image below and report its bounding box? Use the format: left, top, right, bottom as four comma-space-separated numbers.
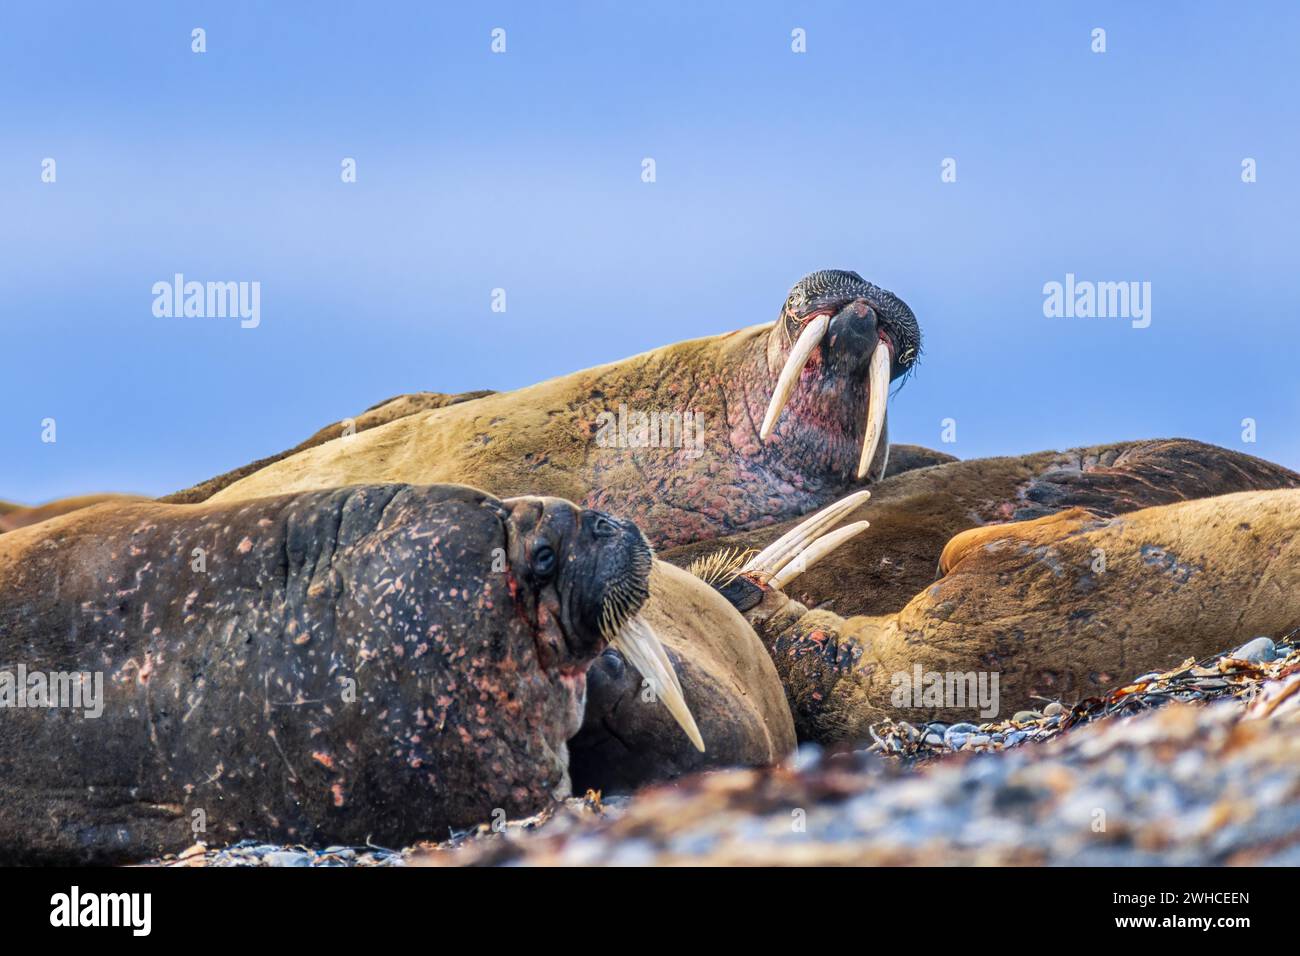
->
0, 484, 653, 863
579, 319, 885, 549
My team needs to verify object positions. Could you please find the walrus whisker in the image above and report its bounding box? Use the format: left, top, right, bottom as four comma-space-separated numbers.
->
687, 547, 759, 588
609, 614, 705, 752
742, 489, 871, 579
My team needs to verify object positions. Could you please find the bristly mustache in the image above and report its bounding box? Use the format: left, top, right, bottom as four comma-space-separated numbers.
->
597, 537, 653, 641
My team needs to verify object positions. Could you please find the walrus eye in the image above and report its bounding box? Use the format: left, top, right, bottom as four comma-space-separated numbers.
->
592, 516, 617, 538
532, 544, 557, 579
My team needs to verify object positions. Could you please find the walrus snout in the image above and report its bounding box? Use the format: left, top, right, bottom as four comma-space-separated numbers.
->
823, 300, 881, 375
760, 269, 920, 481
498, 496, 652, 661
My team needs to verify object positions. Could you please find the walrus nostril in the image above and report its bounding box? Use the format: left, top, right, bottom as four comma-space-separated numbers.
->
826, 301, 878, 351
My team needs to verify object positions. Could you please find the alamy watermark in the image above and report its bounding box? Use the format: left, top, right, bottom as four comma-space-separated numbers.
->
594, 404, 705, 459
1042, 273, 1150, 329
0, 664, 104, 718
152, 274, 261, 329
890, 664, 999, 718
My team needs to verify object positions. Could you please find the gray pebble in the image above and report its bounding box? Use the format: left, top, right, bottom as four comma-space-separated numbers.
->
943, 723, 980, 748
1043, 701, 1064, 717
1232, 636, 1277, 663
264, 850, 311, 868
793, 742, 823, 771
1012, 710, 1040, 723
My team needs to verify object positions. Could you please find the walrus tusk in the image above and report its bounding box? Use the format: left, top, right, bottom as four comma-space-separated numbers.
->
611, 615, 706, 752
742, 489, 871, 580
768, 520, 869, 589
760, 313, 830, 441
856, 344, 892, 479
852, 343, 894, 478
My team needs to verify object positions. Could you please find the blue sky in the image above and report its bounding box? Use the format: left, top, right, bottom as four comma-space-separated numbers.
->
3, 1, 1298, 503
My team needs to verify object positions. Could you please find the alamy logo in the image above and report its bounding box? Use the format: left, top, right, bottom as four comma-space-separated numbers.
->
50, 886, 151, 936
1042, 273, 1151, 328
890, 664, 1000, 718
594, 404, 705, 459
152, 274, 261, 328
0, 664, 103, 718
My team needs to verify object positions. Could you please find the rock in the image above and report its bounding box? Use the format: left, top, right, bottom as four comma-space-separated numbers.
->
1043, 702, 1064, 717
1232, 637, 1278, 663
943, 723, 979, 749
264, 851, 311, 868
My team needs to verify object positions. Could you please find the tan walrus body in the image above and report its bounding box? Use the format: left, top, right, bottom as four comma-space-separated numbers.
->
740, 489, 1300, 743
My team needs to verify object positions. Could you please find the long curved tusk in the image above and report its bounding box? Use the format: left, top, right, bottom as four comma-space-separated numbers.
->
856, 344, 892, 479
768, 520, 870, 590
741, 489, 871, 580
611, 615, 705, 752
759, 314, 830, 441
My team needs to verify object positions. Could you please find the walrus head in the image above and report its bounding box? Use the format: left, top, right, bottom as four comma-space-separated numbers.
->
761, 270, 921, 480
495, 496, 704, 750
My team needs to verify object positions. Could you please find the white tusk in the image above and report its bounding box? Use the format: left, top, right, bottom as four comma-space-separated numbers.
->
759, 314, 830, 441
855, 345, 892, 479
610, 615, 705, 752
769, 520, 869, 590
741, 489, 871, 580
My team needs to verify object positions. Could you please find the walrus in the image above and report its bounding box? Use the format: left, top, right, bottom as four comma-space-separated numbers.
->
0, 493, 150, 534
0, 484, 699, 864
179, 270, 922, 549
715, 488, 1300, 743
662, 438, 1300, 617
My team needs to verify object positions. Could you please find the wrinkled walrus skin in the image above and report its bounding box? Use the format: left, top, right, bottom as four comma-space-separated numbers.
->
187, 271, 922, 550
663, 439, 1300, 618
737, 489, 1300, 743
0, 484, 654, 864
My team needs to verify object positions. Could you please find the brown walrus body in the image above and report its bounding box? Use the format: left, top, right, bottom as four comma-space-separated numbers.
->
182, 271, 922, 550
664, 438, 1300, 617
736, 489, 1300, 743
0, 484, 677, 864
